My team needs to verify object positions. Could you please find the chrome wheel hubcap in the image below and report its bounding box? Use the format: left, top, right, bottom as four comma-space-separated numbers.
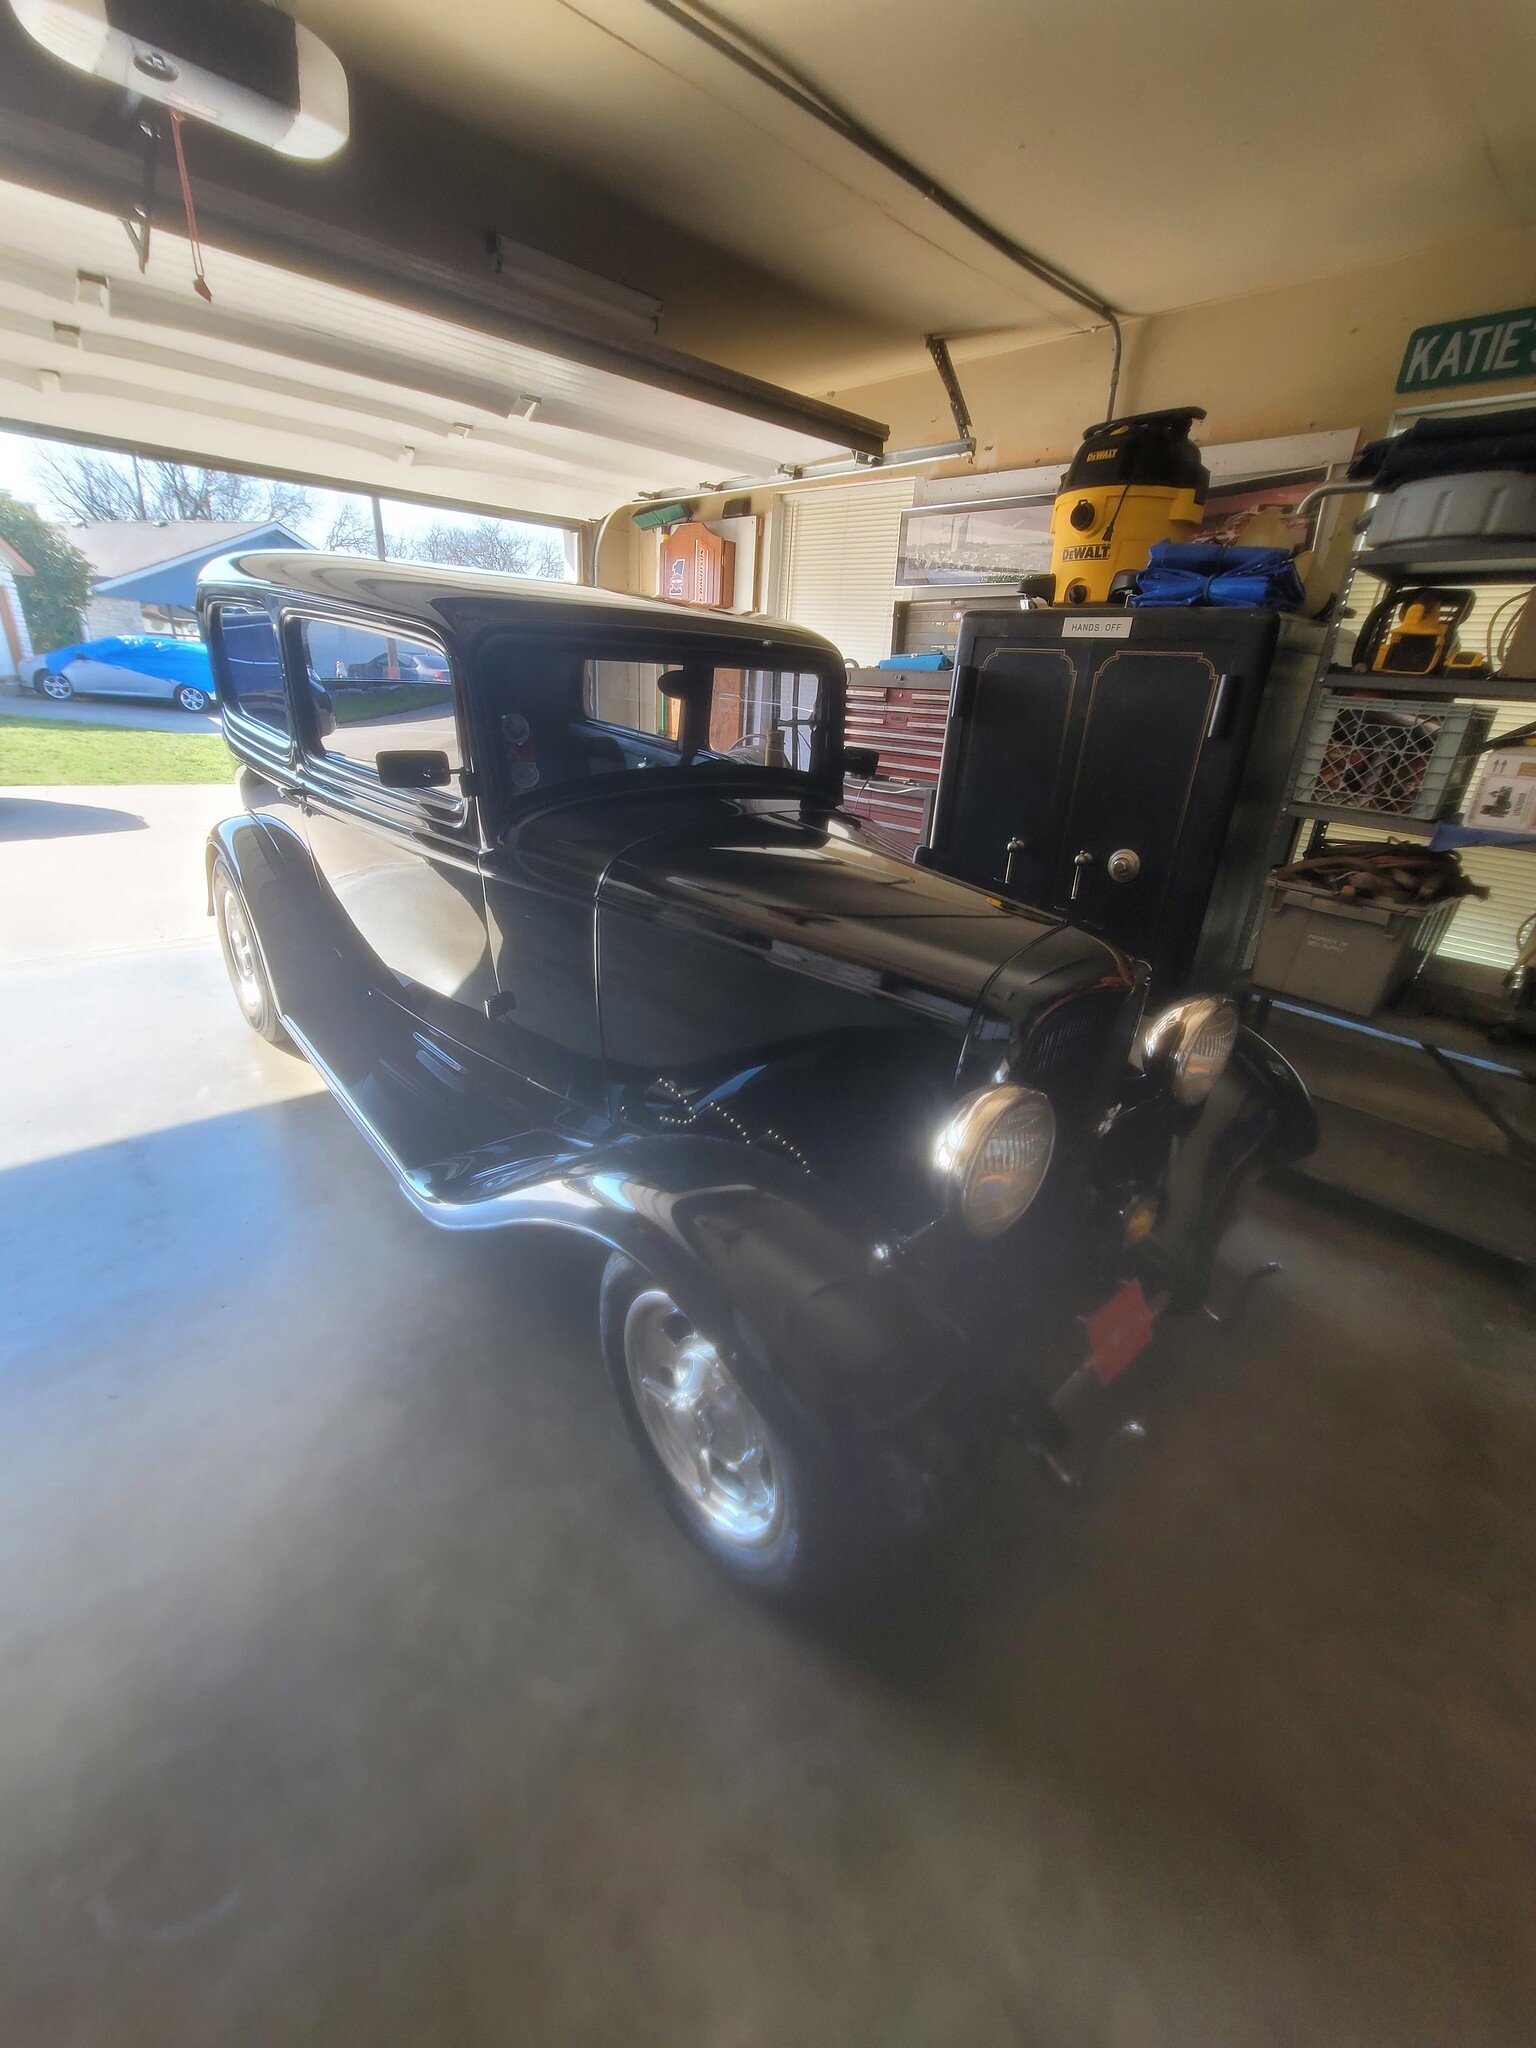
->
624, 1287, 782, 1545
219, 883, 262, 1018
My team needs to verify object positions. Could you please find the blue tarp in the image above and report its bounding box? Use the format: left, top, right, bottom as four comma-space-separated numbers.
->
43, 635, 215, 690
1130, 543, 1305, 612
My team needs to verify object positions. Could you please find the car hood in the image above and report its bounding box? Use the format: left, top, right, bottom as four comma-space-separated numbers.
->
595, 794, 1129, 1041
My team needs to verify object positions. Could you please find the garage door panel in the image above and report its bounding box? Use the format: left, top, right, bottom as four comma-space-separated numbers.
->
0, 177, 882, 522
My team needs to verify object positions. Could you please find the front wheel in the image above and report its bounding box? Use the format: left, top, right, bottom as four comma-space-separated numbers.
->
40, 672, 73, 701
212, 860, 293, 1050
175, 684, 212, 713
600, 1253, 905, 1603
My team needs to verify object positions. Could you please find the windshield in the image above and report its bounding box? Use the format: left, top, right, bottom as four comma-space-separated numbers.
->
478, 639, 832, 801
584, 660, 823, 770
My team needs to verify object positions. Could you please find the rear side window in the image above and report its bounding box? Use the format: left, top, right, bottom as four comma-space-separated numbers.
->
298, 619, 461, 778
215, 604, 289, 735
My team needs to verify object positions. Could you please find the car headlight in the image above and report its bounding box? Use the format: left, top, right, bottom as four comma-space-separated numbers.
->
1142, 995, 1238, 1106
933, 1084, 1055, 1237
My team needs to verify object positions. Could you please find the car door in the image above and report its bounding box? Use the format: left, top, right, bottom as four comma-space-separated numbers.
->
291, 611, 499, 1043
74, 648, 159, 700
59, 654, 131, 700
108, 650, 165, 701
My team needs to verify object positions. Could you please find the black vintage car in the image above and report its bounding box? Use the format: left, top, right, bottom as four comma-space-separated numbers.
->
200, 553, 1314, 1598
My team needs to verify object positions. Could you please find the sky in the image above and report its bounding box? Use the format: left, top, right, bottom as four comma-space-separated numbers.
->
0, 426, 576, 569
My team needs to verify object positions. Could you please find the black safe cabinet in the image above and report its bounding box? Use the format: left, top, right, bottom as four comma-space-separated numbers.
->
926, 606, 1322, 994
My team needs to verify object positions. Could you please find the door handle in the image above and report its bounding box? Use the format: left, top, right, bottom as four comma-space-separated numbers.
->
1003, 835, 1028, 887
1106, 847, 1141, 883
1069, 848, 1094, 902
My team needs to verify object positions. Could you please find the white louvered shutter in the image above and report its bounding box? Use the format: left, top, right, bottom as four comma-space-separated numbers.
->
776, 478, 914, 666
1437, 704, 1536, 971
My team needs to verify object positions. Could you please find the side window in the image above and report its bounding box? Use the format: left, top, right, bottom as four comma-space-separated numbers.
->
215, 604, 290, 735
298, 619, 461, 778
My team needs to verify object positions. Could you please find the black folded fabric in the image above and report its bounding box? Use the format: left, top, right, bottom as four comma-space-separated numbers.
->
1350, 409, 1536, 487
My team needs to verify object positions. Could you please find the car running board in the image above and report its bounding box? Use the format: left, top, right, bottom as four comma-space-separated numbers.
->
282, 1010, 604, 1232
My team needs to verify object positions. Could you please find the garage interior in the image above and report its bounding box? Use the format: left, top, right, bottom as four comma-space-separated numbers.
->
2, 5, 1535, 2045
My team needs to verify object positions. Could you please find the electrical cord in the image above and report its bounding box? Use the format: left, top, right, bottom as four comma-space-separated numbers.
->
1485, 588, 1529, 670
633, 0, 1126, 419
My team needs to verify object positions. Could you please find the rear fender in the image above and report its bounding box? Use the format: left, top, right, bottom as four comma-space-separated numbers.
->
206, 813, 339, 1036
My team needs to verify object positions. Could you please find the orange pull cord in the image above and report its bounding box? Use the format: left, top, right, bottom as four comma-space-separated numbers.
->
166, 109, 212, 301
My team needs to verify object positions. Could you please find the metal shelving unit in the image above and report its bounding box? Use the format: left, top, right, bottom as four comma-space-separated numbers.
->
1244, 475, 1536, 1281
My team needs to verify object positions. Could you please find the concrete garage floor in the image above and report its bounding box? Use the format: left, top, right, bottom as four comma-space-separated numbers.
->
2, 785, 1534, 2048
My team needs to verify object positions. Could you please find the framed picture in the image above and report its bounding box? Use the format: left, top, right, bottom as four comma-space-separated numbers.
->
896, 495, 1054, 587
893, 433, 1358, 595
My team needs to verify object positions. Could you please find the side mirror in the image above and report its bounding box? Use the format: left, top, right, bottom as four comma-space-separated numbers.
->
843, 745, 880, 780
377, 748, 454, 790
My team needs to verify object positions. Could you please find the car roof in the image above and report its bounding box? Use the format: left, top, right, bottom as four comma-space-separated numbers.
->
197, 551, 846, 662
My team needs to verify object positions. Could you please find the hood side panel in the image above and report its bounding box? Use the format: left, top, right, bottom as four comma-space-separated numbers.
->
594, 794, 1125, 1085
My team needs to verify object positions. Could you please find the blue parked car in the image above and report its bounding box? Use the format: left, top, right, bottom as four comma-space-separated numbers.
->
26, 635, 216, 714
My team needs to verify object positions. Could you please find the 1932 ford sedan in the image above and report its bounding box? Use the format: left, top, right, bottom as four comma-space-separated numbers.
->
200, 552, 1314, 1598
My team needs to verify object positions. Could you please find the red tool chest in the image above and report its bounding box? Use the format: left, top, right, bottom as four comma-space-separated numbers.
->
840, 665, 953, 857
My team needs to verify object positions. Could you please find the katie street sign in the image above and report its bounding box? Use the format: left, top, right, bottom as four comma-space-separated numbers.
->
1397, 306, 1536, 395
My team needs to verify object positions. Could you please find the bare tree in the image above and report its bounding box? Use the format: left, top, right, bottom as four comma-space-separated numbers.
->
322, 499, 377, 554
33, 447, 311, 528
407, 517, 566, 579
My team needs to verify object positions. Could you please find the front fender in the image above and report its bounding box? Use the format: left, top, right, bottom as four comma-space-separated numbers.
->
568, 1137, 990, 1527
274, 972, 977, 1457
465, 1131, 971, 1442
1139, 1025, 1316, 1307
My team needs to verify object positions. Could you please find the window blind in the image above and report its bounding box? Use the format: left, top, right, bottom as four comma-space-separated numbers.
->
776, 478, 914, 666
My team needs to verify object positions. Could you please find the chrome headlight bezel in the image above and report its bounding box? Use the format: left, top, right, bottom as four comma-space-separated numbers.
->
1141, 995, 1238, 1107
932, 1083, 1056, 1238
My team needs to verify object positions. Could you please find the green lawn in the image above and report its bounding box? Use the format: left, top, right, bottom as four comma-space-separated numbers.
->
0, 714, 234, 786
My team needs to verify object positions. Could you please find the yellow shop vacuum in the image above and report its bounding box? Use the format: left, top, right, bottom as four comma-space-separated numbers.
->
1049, 406, 1209, 604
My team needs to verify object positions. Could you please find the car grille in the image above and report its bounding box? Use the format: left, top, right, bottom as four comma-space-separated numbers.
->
1014, 981, 1141, 1129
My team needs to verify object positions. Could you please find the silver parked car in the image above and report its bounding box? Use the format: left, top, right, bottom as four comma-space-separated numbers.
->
23, 634, 216, 713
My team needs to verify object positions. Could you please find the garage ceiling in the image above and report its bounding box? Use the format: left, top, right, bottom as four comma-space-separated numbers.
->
290, 0, 1536, 388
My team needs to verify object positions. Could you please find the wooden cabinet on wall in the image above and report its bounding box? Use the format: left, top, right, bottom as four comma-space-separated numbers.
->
659, 521, 735, 609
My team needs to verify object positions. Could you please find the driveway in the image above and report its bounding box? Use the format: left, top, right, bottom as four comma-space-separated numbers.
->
0, 781, 237, 960
1, 686, 217, 732
1, 784, 1534, 2048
